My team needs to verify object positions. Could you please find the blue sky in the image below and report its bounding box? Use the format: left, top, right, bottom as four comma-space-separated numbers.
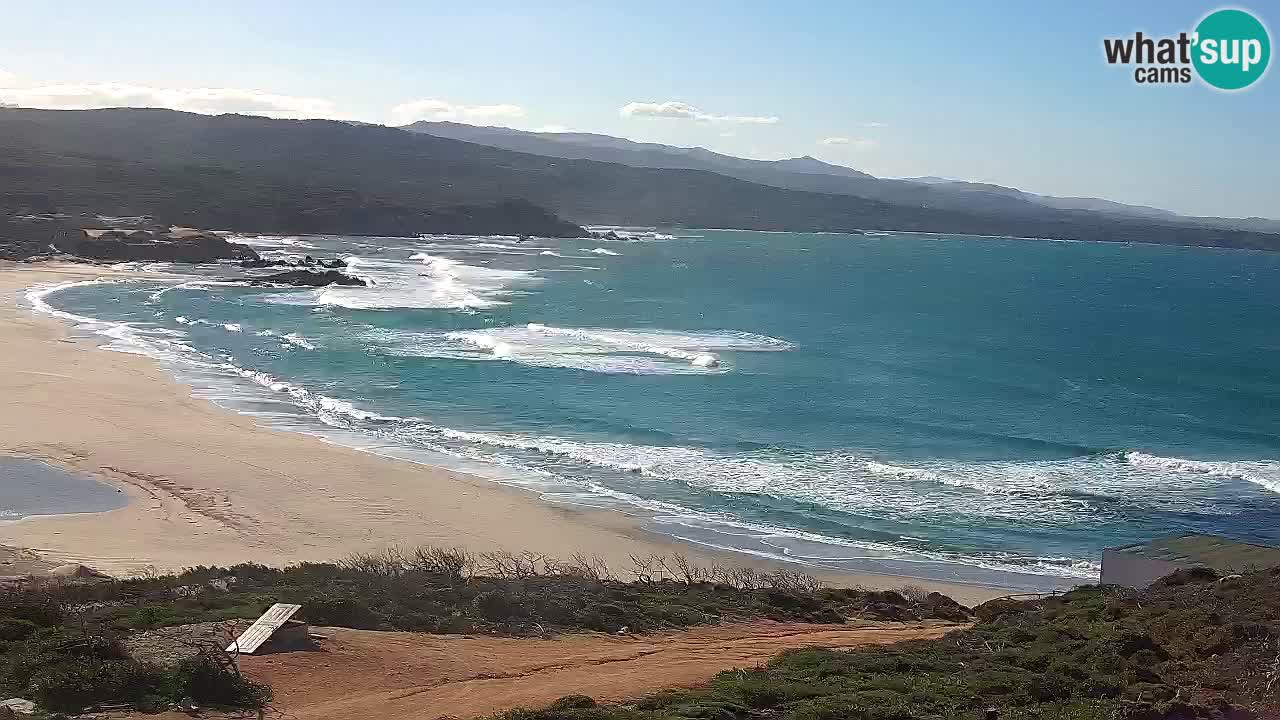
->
1, 0, 1276, 218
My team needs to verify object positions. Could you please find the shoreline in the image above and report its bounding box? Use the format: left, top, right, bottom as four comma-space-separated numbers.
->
0, 261, 1016, 604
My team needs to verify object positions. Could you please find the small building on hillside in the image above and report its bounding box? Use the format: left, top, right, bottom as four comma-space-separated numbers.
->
1101, 534, 1280, 589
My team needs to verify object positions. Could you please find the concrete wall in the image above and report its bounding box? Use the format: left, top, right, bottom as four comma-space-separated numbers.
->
1101, 549, 1185, 588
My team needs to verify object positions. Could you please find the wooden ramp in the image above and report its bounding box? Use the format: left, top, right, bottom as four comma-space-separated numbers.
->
227, 603, 301, 654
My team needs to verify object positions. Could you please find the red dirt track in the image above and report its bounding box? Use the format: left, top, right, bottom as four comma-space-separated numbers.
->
239, 620, 961, 720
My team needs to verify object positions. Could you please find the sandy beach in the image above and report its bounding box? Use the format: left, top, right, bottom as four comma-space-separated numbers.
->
0, 262, 1010, 604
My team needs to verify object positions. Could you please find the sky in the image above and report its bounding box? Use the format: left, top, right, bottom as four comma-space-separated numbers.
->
1, 0, 1277, 218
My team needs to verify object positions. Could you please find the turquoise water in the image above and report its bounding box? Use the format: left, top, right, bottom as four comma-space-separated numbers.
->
30, 230, 1280, 590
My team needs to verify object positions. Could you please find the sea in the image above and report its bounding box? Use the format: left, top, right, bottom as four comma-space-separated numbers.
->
23, 229, 1280, 591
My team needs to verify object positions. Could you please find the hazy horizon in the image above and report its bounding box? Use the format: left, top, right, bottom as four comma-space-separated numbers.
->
2, 0, 1275, 218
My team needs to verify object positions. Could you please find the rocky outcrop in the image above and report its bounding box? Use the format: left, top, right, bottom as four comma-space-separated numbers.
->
250, 269, 366, 287
241, 256, 346, 269
59, 227, 260, 263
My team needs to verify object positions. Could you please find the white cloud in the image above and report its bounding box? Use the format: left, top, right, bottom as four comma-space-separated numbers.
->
862, 121, 889, 128
534, 124, 570, 133
819, 136, 878, 150
0, 82, 342, 119
0, 68, 15, 87
390, 98, 525, 126
619, 100, 778, 125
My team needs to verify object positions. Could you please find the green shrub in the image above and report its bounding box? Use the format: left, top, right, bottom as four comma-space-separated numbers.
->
549, 694, 598, 710
176, 654, 273, 707
492, 570, 1280, 720
0, 617, 38, 641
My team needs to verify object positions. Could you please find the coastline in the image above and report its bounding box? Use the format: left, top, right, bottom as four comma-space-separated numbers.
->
0, 262, 1013, 605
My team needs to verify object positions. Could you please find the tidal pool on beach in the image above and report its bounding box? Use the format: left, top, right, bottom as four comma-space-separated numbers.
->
0, 457, 128, 520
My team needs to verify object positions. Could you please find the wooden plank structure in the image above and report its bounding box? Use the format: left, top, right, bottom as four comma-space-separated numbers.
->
227, 603, 303, 654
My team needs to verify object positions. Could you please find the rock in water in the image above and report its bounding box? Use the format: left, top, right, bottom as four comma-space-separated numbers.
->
251, 269, 366, 287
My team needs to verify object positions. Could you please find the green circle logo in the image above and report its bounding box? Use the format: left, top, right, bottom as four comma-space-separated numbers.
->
1193, 9, 1271, 90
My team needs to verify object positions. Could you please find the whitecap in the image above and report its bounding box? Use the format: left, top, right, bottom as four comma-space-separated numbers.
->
373, 324, 791, 375
282, 332, 317, 350
1122, 450, 1280, 494
294, 252, 539, 311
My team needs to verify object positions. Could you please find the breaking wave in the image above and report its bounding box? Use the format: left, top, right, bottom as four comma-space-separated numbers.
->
296, 252, 540, 310
372, 323, 793, 374
1122, 451, 1280, 494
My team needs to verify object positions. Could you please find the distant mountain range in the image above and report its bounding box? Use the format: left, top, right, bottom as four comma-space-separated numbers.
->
0, 107, 1277, 250
406, 121, 1280, 235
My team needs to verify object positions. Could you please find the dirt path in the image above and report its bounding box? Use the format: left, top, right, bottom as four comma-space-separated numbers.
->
239, 620, 960, 720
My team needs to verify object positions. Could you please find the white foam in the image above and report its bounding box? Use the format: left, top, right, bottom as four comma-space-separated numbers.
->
220, 364, 406, 423
1123, 451, 1280, 494
589, 248, 620, 256
222, 323, 242, 332
25, 280, 215, 369
298, 253, 539, 311
384, 422, 1111, 579
375, 324, 791, 375
282, 332, 317, 350
229, 235, 317, 250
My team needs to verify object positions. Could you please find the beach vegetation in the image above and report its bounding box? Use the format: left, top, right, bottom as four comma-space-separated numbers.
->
16, 548, 969, 638
0, 547, 962, 713
0, 594, 270, 713
487, 566, 1280, 720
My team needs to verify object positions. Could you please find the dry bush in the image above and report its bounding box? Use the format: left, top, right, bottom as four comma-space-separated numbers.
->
899, 584, 930, 603
476, 550, 557, 579
338, 547, 408, 577
560, 553, 617, 583
409, 546, 474, 581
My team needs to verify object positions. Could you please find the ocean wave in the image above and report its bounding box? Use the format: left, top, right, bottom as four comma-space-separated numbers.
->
589, 248, 620, 256
282, 332, 317, 350
373, 324, 792, 375
369, 419, 1107, 580
229, 234, 317, 250
147, 280, 253, 303
383, 421, 1276, 529
9, 279, 1167, 583
26, 280, 217, 369
109, 261, 174, 273
293, 252, 539, 310
222, 363, 408, 423
26, 267, 1279, 588
1122, 450, 1280, 494
222, 323, 242, 332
